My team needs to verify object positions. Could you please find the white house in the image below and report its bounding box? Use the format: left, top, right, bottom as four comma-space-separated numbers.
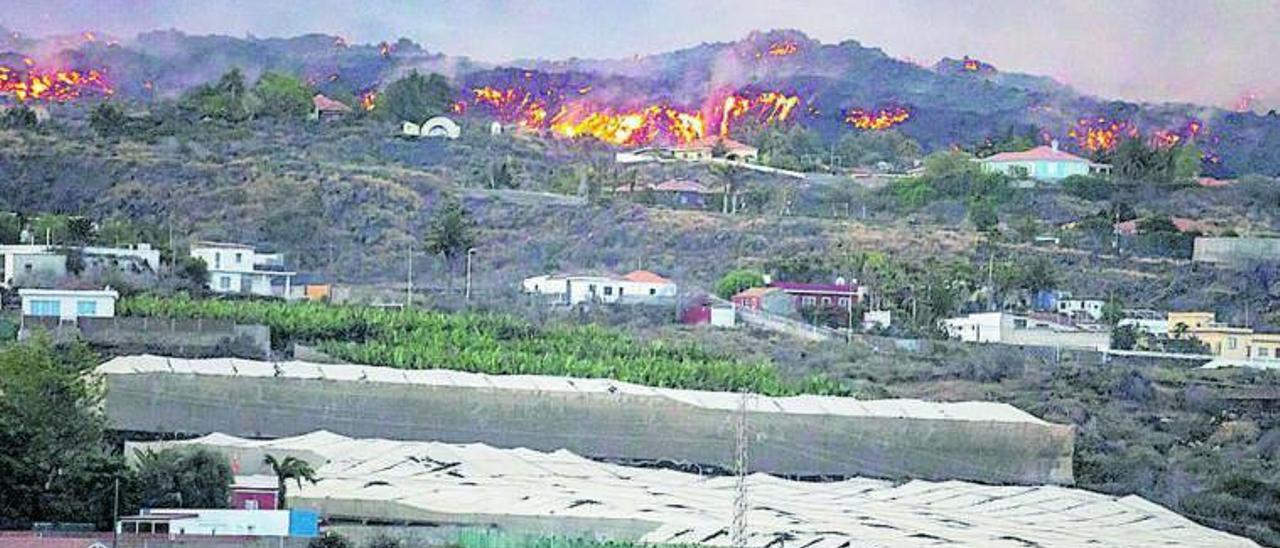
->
1, 244, 160, 287
401, 116, 462, 139
118, 509, 317, 538
19, 288, 118, 321
522, 270, 678, 305
978, 142, 1110, 181
1057, 299, 1106, 321
940, 311, 1110, 351
191, 242, 296, 298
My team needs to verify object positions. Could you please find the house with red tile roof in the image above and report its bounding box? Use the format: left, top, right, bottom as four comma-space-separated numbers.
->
731, 286, 792, 316
311, 94, 352, 121
522, 270, 677, 305
978, 142, 1110, 181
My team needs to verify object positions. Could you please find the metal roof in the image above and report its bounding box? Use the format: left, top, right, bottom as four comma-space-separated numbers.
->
98, 355, 1049, 424
129, 431, 1258, 548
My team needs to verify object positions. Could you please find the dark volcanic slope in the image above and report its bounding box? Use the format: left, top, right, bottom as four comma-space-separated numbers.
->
3, 28, 1278, 176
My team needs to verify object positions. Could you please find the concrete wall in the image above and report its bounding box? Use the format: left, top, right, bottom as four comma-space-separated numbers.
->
21, 317, 271, 359
104, 373, 1075, 485
1194, 237, 1280, 265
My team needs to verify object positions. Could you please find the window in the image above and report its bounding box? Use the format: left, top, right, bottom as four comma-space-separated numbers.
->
235, 252, 243, 264
838, 297, 850, 307
138, 522, 154, 534
245, 499, 259, 510
604, 286, 614, 296
76, 300, 98, 316
123, 522, 138, 534
214, 252, 221, 269
29, 299, 60, 317
219, 276, 232, 290
802, 296, 817, 305
1014, 318, 1028, 329
154, 523, 169, 534
648, 288, 656, 295
1228, 337, 1238, 350
588, 284, 597, 294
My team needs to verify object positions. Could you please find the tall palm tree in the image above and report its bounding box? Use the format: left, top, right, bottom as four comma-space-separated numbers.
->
263, 454, 317, 510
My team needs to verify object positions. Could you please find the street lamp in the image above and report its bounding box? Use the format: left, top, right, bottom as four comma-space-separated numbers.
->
465, 248, 478, 303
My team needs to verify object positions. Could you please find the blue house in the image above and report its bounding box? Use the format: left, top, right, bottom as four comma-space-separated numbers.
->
979, 142, 1109, 181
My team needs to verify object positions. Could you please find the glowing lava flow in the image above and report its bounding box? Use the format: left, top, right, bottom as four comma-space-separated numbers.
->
359, 90, 378, 111
759, 40, 799, 58
1151, 119, 1205, 149
1067, 117, 1137, 152
962, 56, 981, 71
844, 107, 911, 130
464, 86, 801, 146
0, 62, 113, 102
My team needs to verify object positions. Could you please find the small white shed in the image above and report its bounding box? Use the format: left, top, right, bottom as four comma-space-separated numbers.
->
20, 288, 119, 321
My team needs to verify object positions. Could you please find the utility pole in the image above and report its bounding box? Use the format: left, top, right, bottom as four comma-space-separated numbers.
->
465, 248, 477, 303
112, 477, 119, 548
731, 391, 751, 548
406, 244, 413, 309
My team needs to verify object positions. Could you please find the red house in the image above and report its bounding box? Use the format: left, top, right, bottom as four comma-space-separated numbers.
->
229, 475, 279, 510
768, 280, 864, 311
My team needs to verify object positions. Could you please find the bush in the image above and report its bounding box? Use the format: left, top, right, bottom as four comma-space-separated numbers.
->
714, 269, 765, 299
365, 535, 403, 548
309, 532, 354, 548
1060, 174, 1114, 201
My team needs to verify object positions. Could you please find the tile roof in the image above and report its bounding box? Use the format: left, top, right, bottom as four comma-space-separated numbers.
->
769, 281, 858, 294
983, 145, 1091, 164
620, 270, 672, 284
732, 286, 778, 299
312, 94, 352, 113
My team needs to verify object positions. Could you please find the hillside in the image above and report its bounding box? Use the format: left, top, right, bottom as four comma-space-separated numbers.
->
1, 28, 1278, 176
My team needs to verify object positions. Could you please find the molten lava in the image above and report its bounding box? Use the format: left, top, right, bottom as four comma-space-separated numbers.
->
1067, 117, 1137, 152
463, 85, 801, 146
761, 40, 799, 58
0, 63, 114, 102
962, 56, 980, 71
844, 107, 911, 130
1151, 119, 1205, 149
359, 90, 378, 111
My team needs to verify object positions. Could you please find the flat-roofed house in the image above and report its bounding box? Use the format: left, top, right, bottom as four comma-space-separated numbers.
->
190, 242, 296, 299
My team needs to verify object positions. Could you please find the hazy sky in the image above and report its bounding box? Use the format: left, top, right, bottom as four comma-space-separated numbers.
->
5, 0, 1279, 109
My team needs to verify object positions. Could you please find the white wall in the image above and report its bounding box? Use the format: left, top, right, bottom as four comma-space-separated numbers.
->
565, 277, 676, 304
192, 245, 256, 274
139, 509, 291, 537
21, 290, 117, 320
523, 275, 676, 305
941, 312, 1006, 343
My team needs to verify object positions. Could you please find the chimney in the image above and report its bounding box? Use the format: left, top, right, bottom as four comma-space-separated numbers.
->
1050, 139, 1060, 151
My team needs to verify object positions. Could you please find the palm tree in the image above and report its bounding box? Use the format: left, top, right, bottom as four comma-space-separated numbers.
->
263, 454, 317, 510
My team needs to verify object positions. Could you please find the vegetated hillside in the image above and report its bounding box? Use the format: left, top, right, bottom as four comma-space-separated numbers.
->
0, 120, 975, 287
1, 116, 1277, 327
3, 28, 1278, 175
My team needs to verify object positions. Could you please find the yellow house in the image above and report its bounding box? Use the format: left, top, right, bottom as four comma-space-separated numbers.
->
1249, 332, 1280, 360
1168, 311, 1279, 359
1188, 325, 1253, 359
1166, 311, 1217, 332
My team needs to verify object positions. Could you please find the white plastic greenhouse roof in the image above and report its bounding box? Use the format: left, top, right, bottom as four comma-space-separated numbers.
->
131, 431, 1257, 548
99, 355, 1047, 424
